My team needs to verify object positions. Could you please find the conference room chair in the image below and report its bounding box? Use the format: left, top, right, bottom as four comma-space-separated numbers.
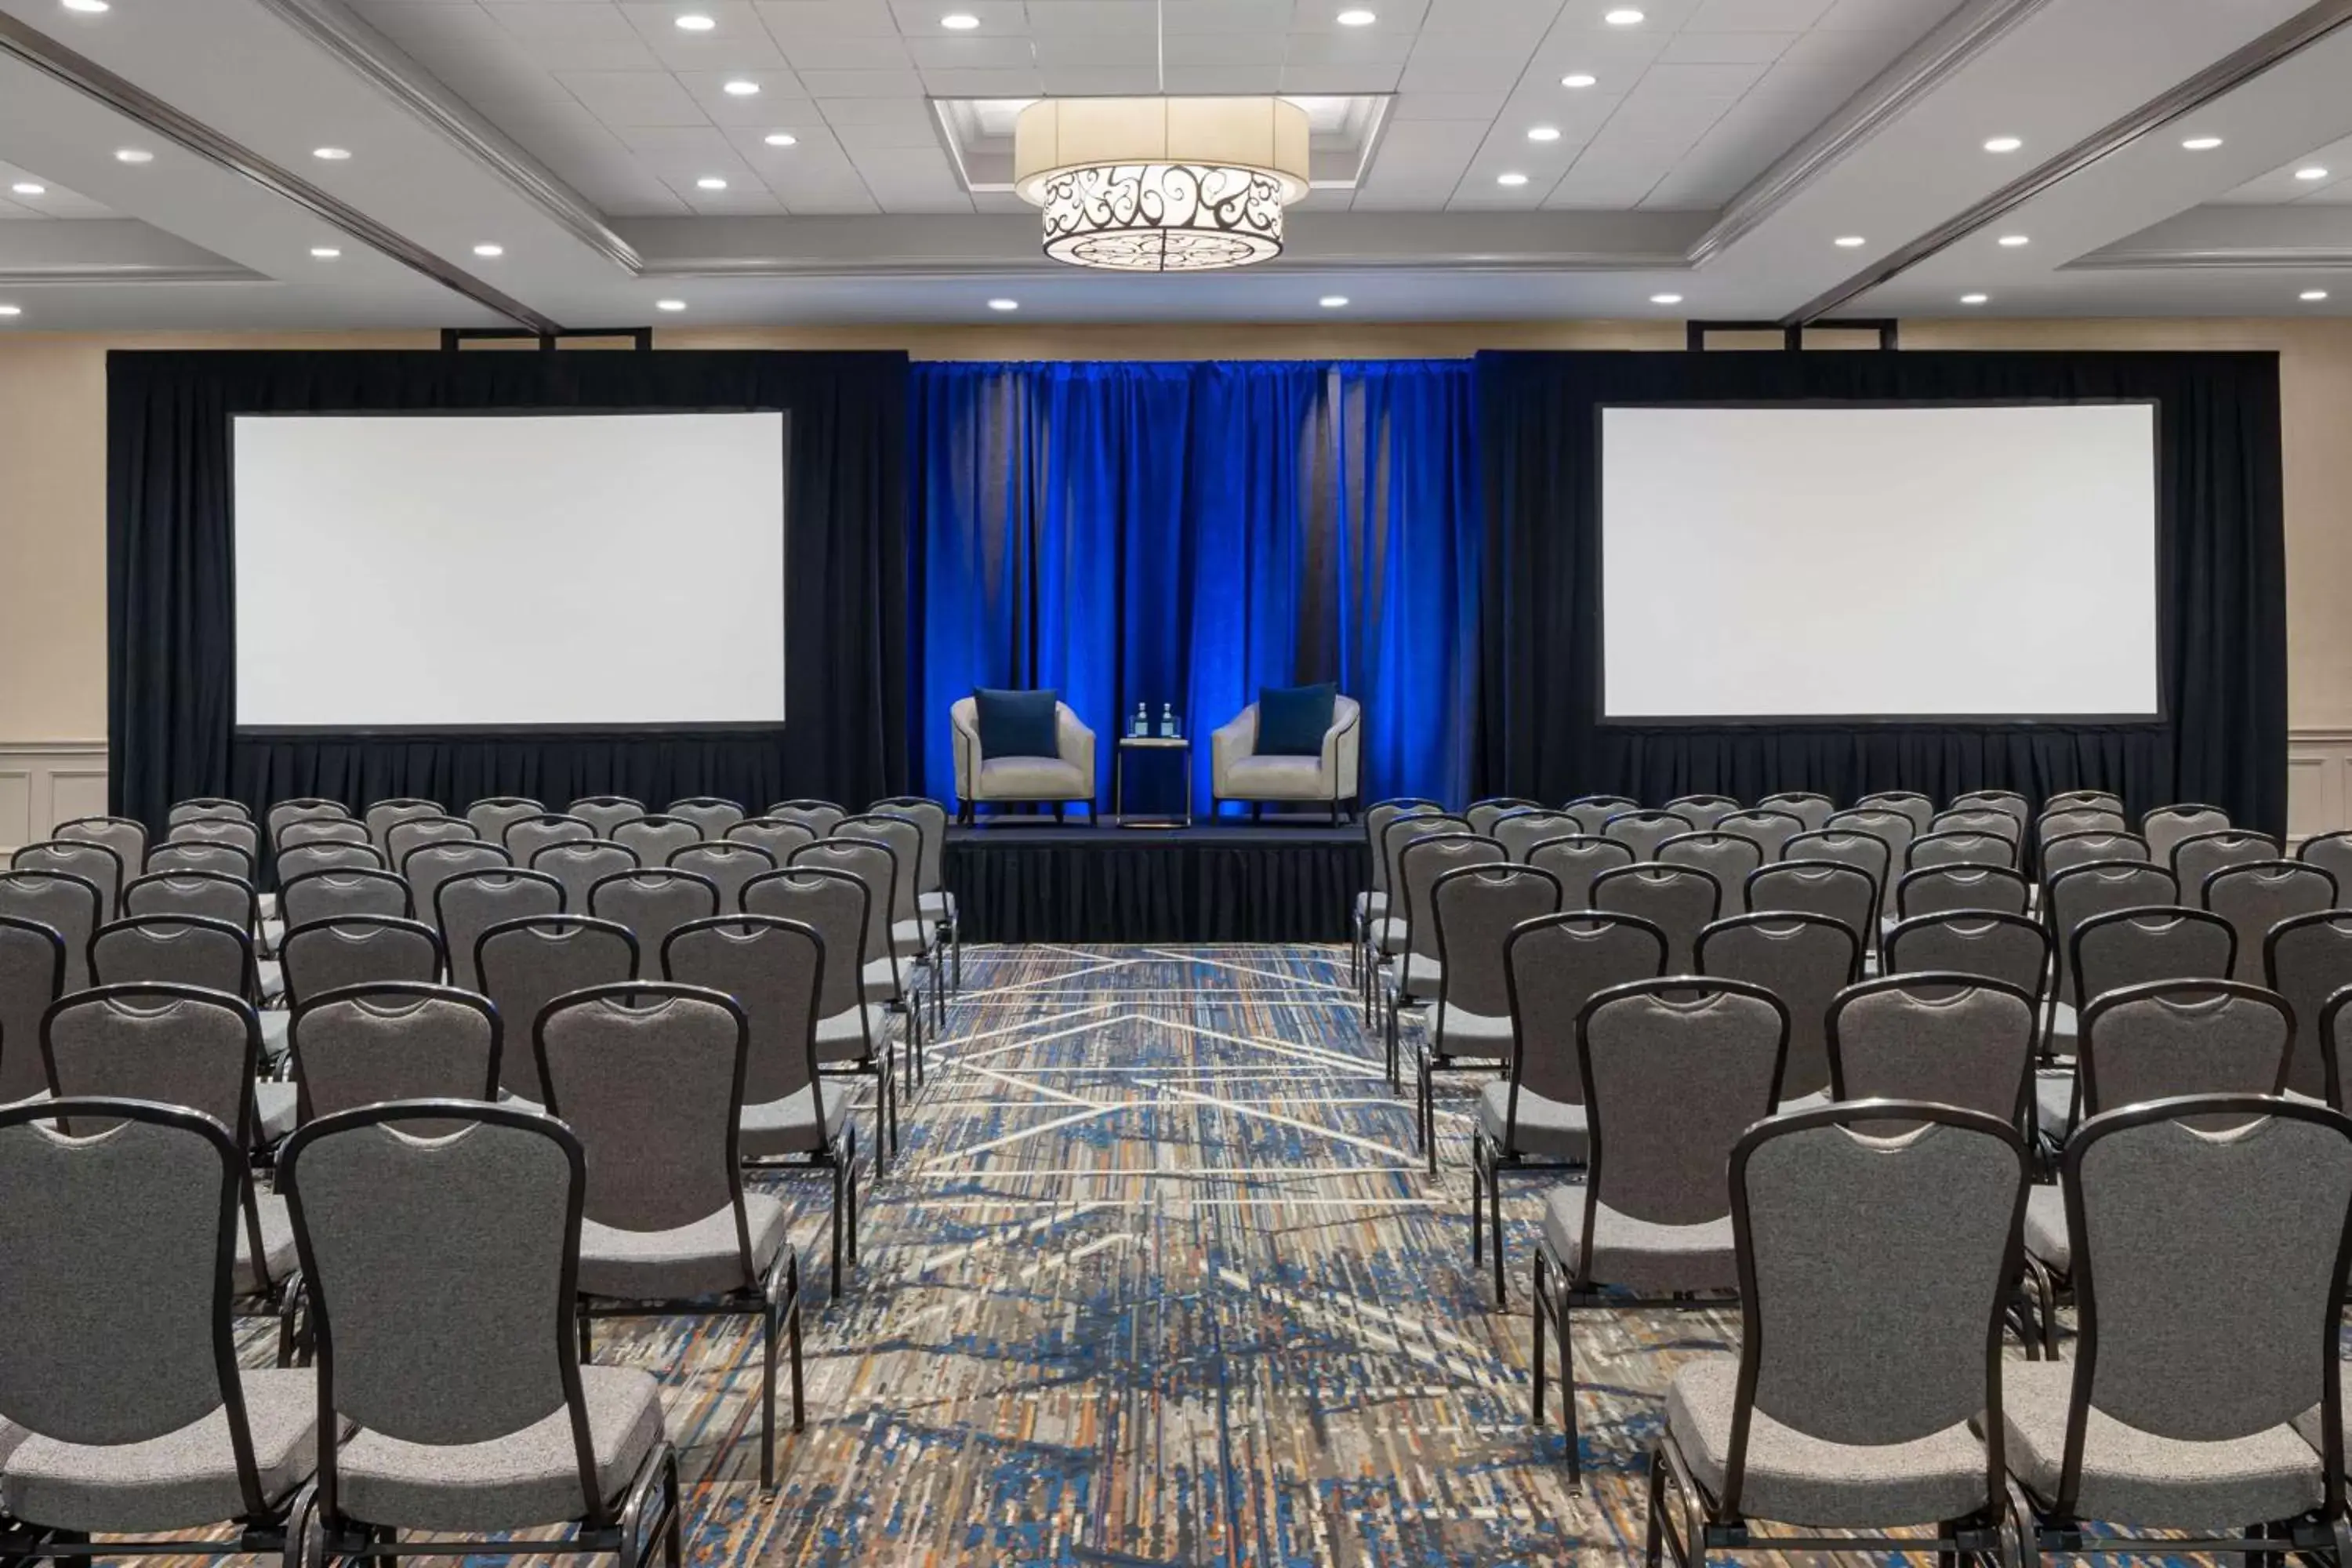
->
13, 838, 124, 924
1824, 807, 1915, 881
1744, 861, 1875, 956
666, 796, 748, 840
1884, 909, 2054, 1062
2034, 807, 2129, 875
2318, 991, 2352, 1112
2140, 801, 2230, 869
278, 916, 445, 1010
85, 913, 295, 1131
588, 869, 720, 971
2040, 827, 2151, 885
2045, 860, 2179, 1050
1824, 973, 2037, 1131
361, 798, 442, 852
383, 815, 476, 872
1208, 691, 1362, 825
872, 796, 960, 993
1474, 911, 1667, 1305
1416, 862, 1562, 1174
835, 812, 944, 1029
474, 915, 640, 1107
276, 817, 370, 851
1657, 830, 1762, 916
612, 813, 701, 866
1661, 793, 1742, 831
0, 1097, 321, 1562
502, 811, 595, 866
0, 868, 101, 995
1353, 800, 1440, 987
1486, 808, 1581, 866
270, 840, 379, 883
1530, 976, 1788, 1482
739, 869, 899, 1155
171, 815, 264, 862
53, 814, 147, 885
2300, 829, 2352, 908
2204, 859, 2336, 983
666, 840, 775, 913
1365, 813, 1472, 1024
2046, 787, 2126, 815
728, 815, 820, 868
1783, 826, 1893, 913
2068, 906, 2235, 1022
0, 914, 64, 1105
1384, 833, 1506, 1088
41, 985, 298, 1346
435, 866, 561, 993
1646, 1103, 2028, 1568
2005, 1095, 2352, 1564
1929, 806, 2025, 851
280, 866, 411, 932
1907, 827, 2020, 873
766, 799, 848, 837
566, 795, 647, 837
1947, 788, 2031, 833
1466, 796, 1541, 836
2264, 911, 2352, 1101
463, 795, 545, 846
168, 795, 250, 826
1894, 863, 2031, 921
1695, 911, 1862, 1115
1560, 795, 1638, 835
402, 838, 511, 930
1593, 863, 1720, 975
1598, 808, 1693, 863
535, 982, 806, 1486
1755, 790, 1836, 832
1853, 789, 1935, 837
287, 982, 499, 1124
265, 798, 350, 848
2018, 979, 2292, 1353
1526, 835, 1639, 914
530, 839, 641, 913
789, 837, 929, 1083
122, 867, 261, 934
274, 1105, 681, 1568
949, 695, 1098, 825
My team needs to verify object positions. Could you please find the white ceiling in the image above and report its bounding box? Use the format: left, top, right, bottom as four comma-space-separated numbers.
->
0, 0, 2350, 328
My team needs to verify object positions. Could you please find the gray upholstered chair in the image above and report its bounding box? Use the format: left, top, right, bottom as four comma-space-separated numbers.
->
122, 869, 261, 935
1744, 862, 1875, 955
12, 838, 124, 924
764, 800, 847, 837
1780, 831, 1892, 935
1697, 912, 1861, 1112
434, 868, 561, 993
2169, 827, 2277, 893
53, 815, 147, 891
2042, 829, 2150, 884
0, 868, 102, 995
1466, 797, 1541, 836
565, 796, 646, 838
1825, 808, 1915, 877
666, 797, 747, 840
2140, 803, 2229, 869
1906, 829, 2018, 873
1593, 863, 1719, 975
1755, 791, 1835, 832
1950, 788, 2030, 831
2202, 860, 2336, 983
169, 816, 263, 864
275, 1104, 680, 1566
2264, 910, 2352, 1101
1525, 835, 1632, 913
1352, 800, 1439, 988
2005, 1096, 2352, 1562
742, 869, 899, 1150
1210, 694, 1362, 823
1894, 864, 2030, 921
0, 1096, 322, 1557
790, 838, 927, 1082
1928, 810, 2024, 860
289, 982, 499, 1123
474, 916, 640, 1107
1530, 976, 1788, 1483
1383, 834, 1505, 1088
278, 916, 444, 1010
401, 840, 510, 934
667, 840, 775, 914
535, 982, 805, 1486
270, 841, 380, 883
1488, 808, 1581, 866
531, 840, 641, 913
386, 816, 477, 873
1662, 794, 1741, 831
501, 811, 594, 867
2299, 830, 2352, 908
1825, 973, 2037, 1128
2045, 862, 2178, 1051
265, 798, 349, 848
950, 695, 1096, 823
1415, 862, 1562, 1173
463, 796, 544, 847
169, 796, 251, 826
2035, 808, 2128, 858
1657, 832, 1762, 917
1561, 795, 1638, 835
872, 796, 959, 992
277, 818, 371, 851
88, 914, 283, 1083
611, 815, 701, 868
0, 914, 64, 1106
1472, 911, 1666, 1305
1715, 808, 1806, 865
1363, 813, 1471, 1023
2068, 905, 2234, 1017
1854, 789, 1934, 837
835, 813, 942, 1031
1599, 808, 1694, 863
728, 816, 818, 865
1884, 909, 2059, 1123
2045, 787, 2125, 815
361, 798, 441, 852
1649, 1103, 2027, 1566
587, 869, 720, 973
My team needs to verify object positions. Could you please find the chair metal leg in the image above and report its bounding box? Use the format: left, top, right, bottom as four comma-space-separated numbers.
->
1530, 1247, 1547, 1424
1421, 1051, 1437, 1176
759, 1290, 777, 1489
1563, 1288, 1581, 1485
845, 1121, 861, 1266
662, 1449, 684, 1568
786, 1253, 806, 1431
1490, 1154, 1508, 1307
829, 1154, 845, 1300
1471, 1139, 1485, 1269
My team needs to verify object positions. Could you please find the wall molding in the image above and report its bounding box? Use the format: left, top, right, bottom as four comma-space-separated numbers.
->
2288, 728, 2352, 843
0, 740, 109, 855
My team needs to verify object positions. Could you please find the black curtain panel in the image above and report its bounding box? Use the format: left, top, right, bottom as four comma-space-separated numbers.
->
1473, 350, 2287, 836
945, 826, 1366, 942
107, 349, 910, 831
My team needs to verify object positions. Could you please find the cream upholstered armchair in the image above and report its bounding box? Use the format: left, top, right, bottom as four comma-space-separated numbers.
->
950, 695, 1096, 823
1212, 692, 1362, 824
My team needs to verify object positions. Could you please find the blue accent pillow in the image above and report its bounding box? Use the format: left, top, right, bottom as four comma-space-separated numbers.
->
1257, 682, 1337, 757
974, 688, 1060, 759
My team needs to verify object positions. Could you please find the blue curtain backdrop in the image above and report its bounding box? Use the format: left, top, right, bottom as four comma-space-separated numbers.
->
910, 359, 1481, 811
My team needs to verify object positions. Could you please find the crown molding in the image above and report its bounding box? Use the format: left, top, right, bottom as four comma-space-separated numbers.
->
2064, 245, 2352, 270
0, 263, 264, 284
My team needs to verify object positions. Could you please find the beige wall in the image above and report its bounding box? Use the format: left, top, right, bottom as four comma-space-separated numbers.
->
4, 315, 2347, 746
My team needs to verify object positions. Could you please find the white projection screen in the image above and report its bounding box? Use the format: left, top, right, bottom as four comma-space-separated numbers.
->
233, 412, 786, 728
1599, 402, 2160, 722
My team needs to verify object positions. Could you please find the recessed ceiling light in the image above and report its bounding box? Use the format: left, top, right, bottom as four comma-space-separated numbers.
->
941, 11, 979, 27
1650, 292, 1682, 305
1998, 234, 2029, 247
1960, 292, 1989, 305
61, 0, 108, 13
9, 182, 43, 196
2296, 166, 2330, 181
655, 299, 688, 312
1496, 172, 1529, 186
473, 243, 503, 257
2180, 136, 2223, 151
1982, 136, 2022, 154
723, 78, 760, 96
764, 132, 798, 147
1833, 234, 1864, 248
313, 146, 352, 161
696, 176, 728, 190
1337, 7, 1377, 23
987, 298, 1019, 310
1527, 125, 1561, 142
114, 147, 152, 163
0, 305, 21, 317
309, 246, 340, 259
2302, 290, 2330, 302
1319, 295, 1348, 307
1561, 73, 1596, 88
1604, 7, 1643, 23
674, 12, 715, 29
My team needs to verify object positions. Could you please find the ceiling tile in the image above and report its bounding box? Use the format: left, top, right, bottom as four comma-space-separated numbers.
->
917, 67, 1047, 94
753, 2, 908, 40
815, 96, 938, 128
1686, 0, 1831, 28
1039, 65, 1163, 93
782, 34, 920, 67
1282, 63, 1401, 92
1022, 1, 1162, 34
904, 35, 1036, 67
792, 67, 925, 95
1657, 31, 1798, 64
885, 0, 1028, 33
1163, 64, 1286, 90
1287, 0, 1431, 28
557, 68, 713, 125
1162, 0, 1298, 29
1388, 89, 1508, 118
481, 2, 664, 69
1284, 31, 1416, 66
615, 3, 792, 67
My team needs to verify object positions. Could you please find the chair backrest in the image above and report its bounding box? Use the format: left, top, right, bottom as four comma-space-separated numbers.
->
1657, 832, 1762, 916
1884, 911, 2053, 1011
1929, 808, 2024, 852
1826, 973, 2036, 1126
270, 840, 380, 881
2046, 862, 2179, 996
1361, 800, 1440, 892
89, 913, 256, 1000
1380, 814, 1471, 914
1895, 864, 2031, 921
362, 799, 442, 852
122, 869, 260, 935
401, 840, 512, 932
1578, 978, 1788, 1234
666, 797, 748, 841
1853, 790, 1935, 837
2203, 860, 2337, 982
1949, 788, 2029, 829
2053, 1097, 2352, 1519
169, 797, 249, 826
474, 916, 640, 1102
1696, 913, 1861, 1102
1430, 864, 1561, 1022
1395, 834, 1508, 985
1714, 808, 1806, 865
764, 800, 846, 837
2036, 808, 2129, 862
1501, 913, 1668, 1118
2078, 978, 2290, 1118
289, 983, 500, 1123
281, 868, 412, 931
727, 816, 821, 866
1661, 793, 1742, 830
169, 817, 263, 860
278, 818, 371, 851
2046, 788, 2125, 815
463, 797, 545, 846
2267, 911, 2352, 1100
1826, 808, 1914, 870
665, 841, 775, 913
1592, 862, 1719, 974
278, 1104, 606, 1525
586, 869, 720, 965
434, 868, 563, 992
0, 916, 66, 1105
2069, 905, 2234, 1013
502, 813, 594, 866
0, 869, 103, 994
1744, 861, 1874, 949
528, 840, 641, 911
1561, 794, 1638, 835
13, 839, 125, 924
2140, 804, 2229, 869
1599, 808, 1694, 862
1525, 835, 1635, 910
280, 916, 445, 1009
741, 869, 870, 1024
1489, 808, 1584, 866
1465, 797, 1539, 836
536, 983, 753, 1248
0, 1095, 268, 1515
1781, 829, 1891, 918
153, 841, 259, 885
608, 815, 700, 868
786, 840, 898, 989
834, 812, 924, 926
566, 797, 645, 837
2169, 827, 2278, 893
267, 798, 350, 847
386, 816, 477, 872
53, 816, 148, 886
1719, 1103, 2026, 1520
1907, 829, 2018, 873
2299, 830, 2352, 908
869, 797, 949, 895
1755, 791, 1835, 832
41, 983, 260, 1143
663, 916, 833, 1105
2041, 829, 2150, 883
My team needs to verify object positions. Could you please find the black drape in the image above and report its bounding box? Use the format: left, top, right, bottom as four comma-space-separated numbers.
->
107, 350, 909, 832
1474, 350, 2288, 837
945, 826, 1365, 942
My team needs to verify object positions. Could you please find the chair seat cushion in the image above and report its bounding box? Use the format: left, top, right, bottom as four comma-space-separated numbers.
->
2034, 1070, 2075, 1142
1475, 1080, 1586, 1161
255, 1080, 296, 1146
860, 956, 907, 1003
890, 918, 928, 956
1221, 756, 1330, 800
0, 1369, 320, 1534
918, 891, 957, 921
2022, 1184, 2069, 1272
578, 1192, 787, 1300
336, 1366, 666, 1533
1541, 1186, 1735, 1294
1777, 1087, 1835, 1114
1435, 1005, 1512, 1056
816, 1003, 892, 1062
258, 960, 285, 1003
1254, 682, 1336, 757
740, 1083, 855, 1159
2001, 1363, 2322, 1526
1355, 891, 1388, 922
237, 1192, 298, 1296
972, 688, 1059, 761
1371, 918, 1408, 955
1668, 1357, 1992, 1529
260, 1010, 291, 1064
975, 757, 1087, 801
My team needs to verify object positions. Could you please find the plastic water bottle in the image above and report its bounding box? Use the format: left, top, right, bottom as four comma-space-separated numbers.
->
1133, 702, 1148, 738
1160, 703, 1177, 739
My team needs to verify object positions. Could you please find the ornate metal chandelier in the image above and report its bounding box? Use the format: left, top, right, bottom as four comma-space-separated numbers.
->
1012, 97, 1312, 273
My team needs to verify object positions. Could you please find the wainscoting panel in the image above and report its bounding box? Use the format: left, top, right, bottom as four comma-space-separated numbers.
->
0, 742, 109, 855
2289, 729, 2352, 845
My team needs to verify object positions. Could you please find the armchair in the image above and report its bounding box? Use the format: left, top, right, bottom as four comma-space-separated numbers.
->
1212, 694, 1362, 825
950, 696, 1096, 824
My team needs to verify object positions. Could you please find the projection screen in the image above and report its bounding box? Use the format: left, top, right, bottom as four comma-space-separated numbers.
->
233, 412, 786, 729
1599, 402, 2159, 722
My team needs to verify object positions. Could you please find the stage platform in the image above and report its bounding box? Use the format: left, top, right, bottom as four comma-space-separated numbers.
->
943, 821, 1366, 944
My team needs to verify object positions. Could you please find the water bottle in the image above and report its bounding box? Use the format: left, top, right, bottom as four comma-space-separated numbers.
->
1133, 702, 1148, 738
1160, 702, 1177, 739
